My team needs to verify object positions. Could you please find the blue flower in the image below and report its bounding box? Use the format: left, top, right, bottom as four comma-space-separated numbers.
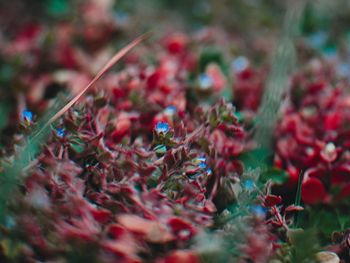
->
114, 11, 129, 25
336, 63, 350, 78
231, 56, 249, 73
243, 179, 255, 190
250, 205, 266, 217
307, 31, 327, 49
199, 162, 207, 169
164, 105, 177, 116
56, 128, 65, 138
198, 73, 213, 90
196, 157, 206, 163
195, 157, 207, 169
21, 109, 33, 122
206, 168, 212, 175
155, 122, 170, 134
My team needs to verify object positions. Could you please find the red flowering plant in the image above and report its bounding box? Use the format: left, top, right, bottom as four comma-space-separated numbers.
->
213, 169, 280, 263
274, 60, 350, 205
271, 60, 350, 261
2, 97, 246, 261
6, 0, 350, 262
0, 19, 264, 260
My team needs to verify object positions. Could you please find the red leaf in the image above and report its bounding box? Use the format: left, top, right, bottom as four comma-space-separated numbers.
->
90, 208, 111, 224
117, 214, 155, 235
117, 214, 174, 243
263, 195, 282, 207
107, 224, 126, 239
161, 250, 200, 263
285, 205, 304, 213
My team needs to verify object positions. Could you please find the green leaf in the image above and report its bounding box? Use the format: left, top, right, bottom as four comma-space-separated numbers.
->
70, 139, 85, 154
261, 167, 289, 184
198, 48, 228, 75
238, 148, 273, 170
233, 112, 244, 123
154, 144, 167, 155
288, 228, 319, 263
0, 102, 11, 130
303, 206, 350, 242
46, 0, 70, 16
220, 87, 232, 102
335, 208, 350, 230
0, 64, 14, 83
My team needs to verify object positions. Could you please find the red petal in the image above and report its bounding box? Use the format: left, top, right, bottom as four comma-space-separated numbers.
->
165, 33, 187, 54
324, 112, 342, 131
332, 165, 350, 185
301, 177, 326, 204
286, 165, 300, 187
238, 68, 254, 80
168, 217, 197, 240
206, 63, 226, 93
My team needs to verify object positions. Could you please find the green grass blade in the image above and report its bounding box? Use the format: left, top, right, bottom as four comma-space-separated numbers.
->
254, 1, 306, 149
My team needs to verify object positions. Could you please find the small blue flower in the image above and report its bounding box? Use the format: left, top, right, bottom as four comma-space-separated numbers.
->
164, 105, 177, 116
5, 216, 15, 229
250, 205, 267, 217
195, 157, 207, 168
196, 157, 206, 163
199, 162, 207, 169
155, 122, 170, 134
307, 31, 328, 49
198, 73, 213, 90
231, 56, 249, 73
115, 11, 129, 25
21, 109, 33, 122
336, 63, 350, 78
56, 128, 65, 138
206, 168, 212, 175
243, 179, 255, 190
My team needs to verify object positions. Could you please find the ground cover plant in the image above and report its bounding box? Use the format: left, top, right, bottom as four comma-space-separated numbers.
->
2, 0, 350, 262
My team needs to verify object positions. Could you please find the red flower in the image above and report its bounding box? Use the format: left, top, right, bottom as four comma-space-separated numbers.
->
233, 66, 266, 111
301, 177, 327, 204
263, 195, 282, 207
168, 217, 197, 241
164, 33, 188, 55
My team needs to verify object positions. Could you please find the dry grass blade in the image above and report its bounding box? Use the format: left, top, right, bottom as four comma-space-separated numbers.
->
0, 33, 151, 221
34, 32, 151, 137
49, 32, 151, 124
